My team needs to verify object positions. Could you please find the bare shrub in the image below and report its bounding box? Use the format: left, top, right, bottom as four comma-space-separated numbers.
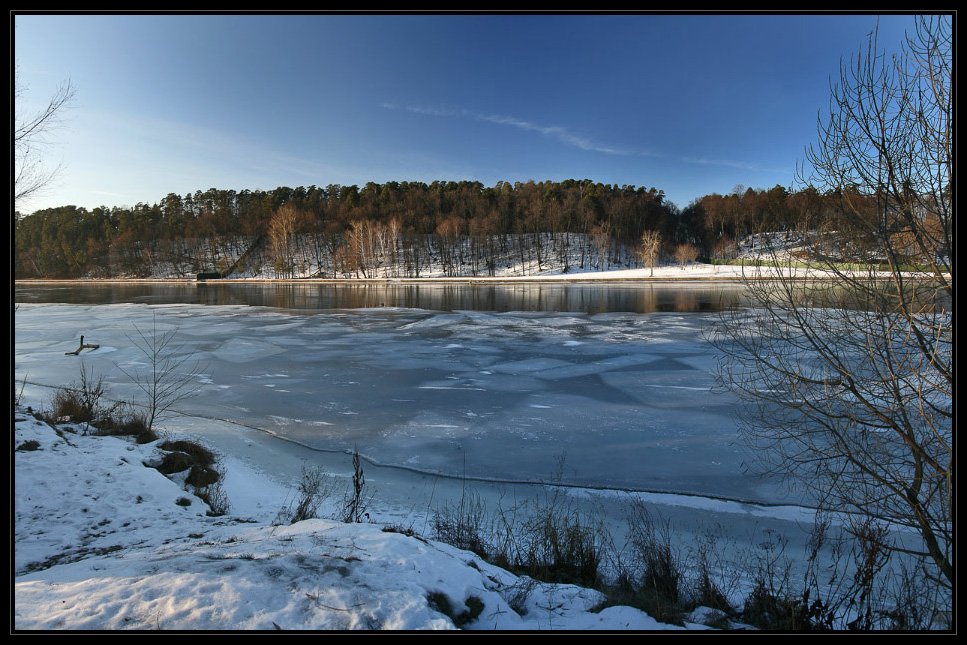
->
426, 591, 484, 628
50, 388, 94, 424
151, 438, 229, 516
882, 560, 950, 630
93, 405, 157, 443
198, 470, 230, 517
155, 451, 195, 475
433, 488, 489, 558
50, 366, 107, 424
519, 505, 602, 588
158, 440, 215, 466
274, 464, 334, 525
506, 577, 539, 616
430, 457, 604, 590
185, 464, 220, 488
689, 531, 734, 615
342, 449, 371, 523
293, 465, 328, 522
622, 502, 685, 624
427, 592, 485, 628
739, 528, 812, 630
16, 439, 41, 452
16, 372, 28, 407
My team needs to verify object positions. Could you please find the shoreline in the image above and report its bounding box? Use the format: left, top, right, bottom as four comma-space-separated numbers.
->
16, 276, 755, 285
15, 259, 941, 287
15, 273, 919, 287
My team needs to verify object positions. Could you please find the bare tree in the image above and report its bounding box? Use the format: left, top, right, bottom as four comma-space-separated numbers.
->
673, 243, 699, 269
711, 235, 738, 262
344, 219, 372, 278
591, 222, 612, 271
714, 17, 951, 594
268, 203, 299, 278
435, 217, 462, 277
15, 74, 77, 208
117, 316, 204, 432
639, 230, 662, 277
386, 217, 402, 277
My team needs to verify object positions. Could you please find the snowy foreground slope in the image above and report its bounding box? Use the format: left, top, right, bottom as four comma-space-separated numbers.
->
14, 412, 683, 631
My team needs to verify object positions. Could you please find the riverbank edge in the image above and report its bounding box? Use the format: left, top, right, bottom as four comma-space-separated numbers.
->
16, 273, 920, 286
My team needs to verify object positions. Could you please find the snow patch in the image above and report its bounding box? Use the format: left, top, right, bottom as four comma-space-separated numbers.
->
14, 412, 683, 631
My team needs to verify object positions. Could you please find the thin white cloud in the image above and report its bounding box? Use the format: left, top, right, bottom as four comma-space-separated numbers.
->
472, 112, 641, 156
383, 102, 653, 157
409, 105, 461, 118
384, 102, 791, 174
679, 156, 790, 175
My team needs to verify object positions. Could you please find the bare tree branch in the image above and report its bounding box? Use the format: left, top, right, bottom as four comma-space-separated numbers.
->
14, 74, 77, 207
712, 17, 952, 591
639, 230, 661, 277
116, 314, 205, 431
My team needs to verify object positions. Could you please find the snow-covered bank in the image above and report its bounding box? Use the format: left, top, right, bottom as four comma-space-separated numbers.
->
14, 411, 686, 631
14, 260, 900, 284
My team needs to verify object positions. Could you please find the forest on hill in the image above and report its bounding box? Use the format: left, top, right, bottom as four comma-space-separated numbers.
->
13, 179, 934, 279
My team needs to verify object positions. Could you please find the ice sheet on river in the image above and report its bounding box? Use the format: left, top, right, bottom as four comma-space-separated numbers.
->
15, 303, 788, 504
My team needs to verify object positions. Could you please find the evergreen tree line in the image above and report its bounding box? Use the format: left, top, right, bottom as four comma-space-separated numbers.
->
13, 179, 940, 278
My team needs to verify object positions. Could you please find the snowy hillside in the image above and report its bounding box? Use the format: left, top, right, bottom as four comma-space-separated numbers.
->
47, 230, 907, 282
89, 232, 653, 280
14, 411, 686, 631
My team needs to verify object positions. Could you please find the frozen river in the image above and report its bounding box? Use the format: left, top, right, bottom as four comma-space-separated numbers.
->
15, 282, 790, 505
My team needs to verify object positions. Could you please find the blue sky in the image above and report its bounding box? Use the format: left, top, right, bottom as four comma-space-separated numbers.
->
14, 13, 920, 213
